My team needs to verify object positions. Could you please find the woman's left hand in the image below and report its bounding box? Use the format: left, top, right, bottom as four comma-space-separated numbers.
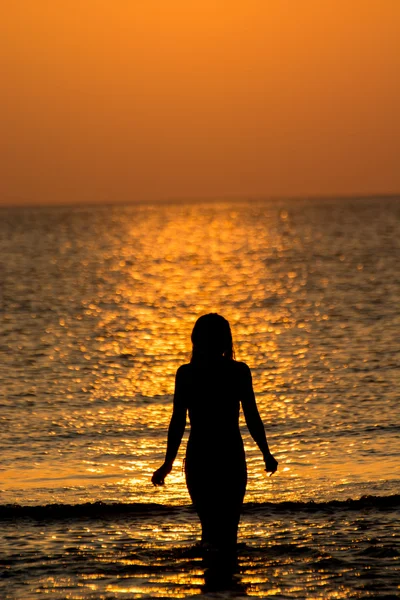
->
151, 462, 172, 486
264, 452, 278, 476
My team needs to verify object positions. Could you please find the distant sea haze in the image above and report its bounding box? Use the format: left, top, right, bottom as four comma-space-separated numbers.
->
1, 197, 399, 598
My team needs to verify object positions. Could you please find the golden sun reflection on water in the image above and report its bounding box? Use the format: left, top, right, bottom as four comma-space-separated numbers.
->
2, 200, 399, 510
90, 206, 302, 503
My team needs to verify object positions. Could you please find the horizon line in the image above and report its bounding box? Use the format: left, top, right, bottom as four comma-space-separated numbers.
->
0, 191, 399, 210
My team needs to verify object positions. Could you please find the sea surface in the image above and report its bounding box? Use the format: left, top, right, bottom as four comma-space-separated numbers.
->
0, 197, 399, 598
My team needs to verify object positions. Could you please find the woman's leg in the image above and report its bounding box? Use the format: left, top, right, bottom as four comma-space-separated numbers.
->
186, 454, 246, 551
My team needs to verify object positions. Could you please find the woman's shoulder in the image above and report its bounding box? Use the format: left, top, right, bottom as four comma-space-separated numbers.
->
176, 363, 192, 378
230, 361, 252, 383
233, 360, 251, 372
176, 360, 251, 378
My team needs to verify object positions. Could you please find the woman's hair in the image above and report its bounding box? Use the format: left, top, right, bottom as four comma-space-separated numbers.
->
191, 313, 235, 362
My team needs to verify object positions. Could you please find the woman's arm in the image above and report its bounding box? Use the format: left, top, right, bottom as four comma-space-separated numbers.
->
240, 363, 278, 475
152, 366, 187, 485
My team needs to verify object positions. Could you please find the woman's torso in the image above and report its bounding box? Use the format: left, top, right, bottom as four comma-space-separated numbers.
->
180, 358, 246, 461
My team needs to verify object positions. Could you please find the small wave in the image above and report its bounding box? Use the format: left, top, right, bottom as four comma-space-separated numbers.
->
357, 545, 399, 558
0, 494, 399, 521
245, 494, 400, 514
0, 501, 188, 521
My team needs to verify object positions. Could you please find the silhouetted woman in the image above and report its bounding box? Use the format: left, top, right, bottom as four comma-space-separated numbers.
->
152, 313, 278, 559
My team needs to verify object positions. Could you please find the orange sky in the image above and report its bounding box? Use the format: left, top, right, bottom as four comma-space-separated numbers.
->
1, 0, 399, 205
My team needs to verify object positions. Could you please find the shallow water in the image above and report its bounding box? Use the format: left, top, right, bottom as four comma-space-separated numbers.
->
1, 500, 399, 599
0, 198, 399, 597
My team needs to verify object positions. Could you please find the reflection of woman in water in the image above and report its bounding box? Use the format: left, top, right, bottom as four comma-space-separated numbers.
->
152, 313, 278, 559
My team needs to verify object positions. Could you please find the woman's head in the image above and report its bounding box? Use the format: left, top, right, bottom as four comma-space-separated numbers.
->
191, 313, 235, 361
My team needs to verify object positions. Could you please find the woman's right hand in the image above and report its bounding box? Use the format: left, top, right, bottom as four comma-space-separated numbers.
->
264, 452, 278, 476
151, 462, 173, 486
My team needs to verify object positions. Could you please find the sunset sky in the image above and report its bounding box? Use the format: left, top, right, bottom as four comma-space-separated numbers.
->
1, 1, 399, 206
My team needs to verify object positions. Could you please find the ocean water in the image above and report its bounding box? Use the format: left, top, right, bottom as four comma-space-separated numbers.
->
0, 198, 399, 598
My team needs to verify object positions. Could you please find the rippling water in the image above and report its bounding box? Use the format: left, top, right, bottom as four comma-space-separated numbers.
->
1, 198, 399, 598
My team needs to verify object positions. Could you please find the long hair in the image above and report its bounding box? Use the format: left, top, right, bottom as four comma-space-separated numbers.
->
191, 313, 235, 362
